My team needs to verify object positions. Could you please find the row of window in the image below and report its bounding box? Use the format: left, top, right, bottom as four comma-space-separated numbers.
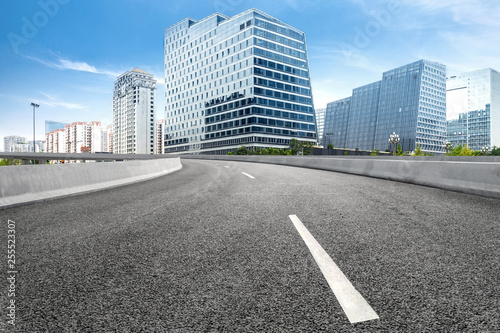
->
254, 28, 305, 51
204, 126, 315, 140
254, 67, 309, 88
254, 57, 309, 80
205, 116, 316, 133
255, 97, 313, 113
255, 77, 311, 96
254, 18, 304, 42
255, 38, 306, 60
254, 47, 307, 69
254, 87, 312, 104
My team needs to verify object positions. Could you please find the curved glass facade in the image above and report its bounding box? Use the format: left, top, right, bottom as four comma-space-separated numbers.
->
164, 9, 316, 154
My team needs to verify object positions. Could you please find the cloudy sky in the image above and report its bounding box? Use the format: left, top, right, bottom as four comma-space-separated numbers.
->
1, 0, 499, 150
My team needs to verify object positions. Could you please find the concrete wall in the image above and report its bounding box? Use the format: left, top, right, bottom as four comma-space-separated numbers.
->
183, 155, 500, 199
0, 158, 182, 208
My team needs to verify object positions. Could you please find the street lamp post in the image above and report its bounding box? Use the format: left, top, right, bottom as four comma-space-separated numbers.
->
31, 103, 39, 153
481, 146, 489, 156
443, 142, 452, 155
388, 132, 400, 156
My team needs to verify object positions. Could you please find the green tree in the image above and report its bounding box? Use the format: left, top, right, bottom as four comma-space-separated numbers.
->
0, 159, 21, 166
396, 144, 404, 156
327, 143, 334, 149
289, 139, 314, 155
490, 146, 500, 156
450, 144, 474, 156
370, 149, 380, 156
236, 146, 249, 155
413, 143, 423, 156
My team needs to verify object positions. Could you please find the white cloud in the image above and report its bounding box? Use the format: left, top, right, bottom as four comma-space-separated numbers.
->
35, 92, 87, 110
23, 54, 121, 77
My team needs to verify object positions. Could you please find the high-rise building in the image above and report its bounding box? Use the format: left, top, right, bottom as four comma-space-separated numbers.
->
45, 120, 67, 134
46, 121, 102, 154
323, 60, 447, 154
113, 68, 156, 154
446, 68, 500, 151
164, 8, 316, 154
314, 108, 325, 146
154, 119, 166, 154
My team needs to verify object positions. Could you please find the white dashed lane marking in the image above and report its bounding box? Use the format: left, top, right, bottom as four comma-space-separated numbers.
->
289, 214, 379, 324
241, 172, 255, 179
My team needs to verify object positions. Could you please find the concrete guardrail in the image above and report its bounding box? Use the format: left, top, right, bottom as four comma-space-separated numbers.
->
0, 157, 182, 209
183, 155, 500, 199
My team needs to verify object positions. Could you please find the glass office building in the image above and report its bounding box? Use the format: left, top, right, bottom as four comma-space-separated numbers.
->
446, 68, 500, 151
45, 120, 66, 134
314, 107, 325, 145
164, 8, 316, 154
323, 60, 447, 154
323, 97, 351, 148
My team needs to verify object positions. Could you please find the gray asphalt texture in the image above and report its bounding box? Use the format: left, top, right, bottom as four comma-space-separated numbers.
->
1, 159, 499, 332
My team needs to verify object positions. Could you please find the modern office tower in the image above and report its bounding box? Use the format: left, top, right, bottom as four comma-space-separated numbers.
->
46, 121, 102, 153
113, 68, 156, 154
45, 120, 66, 134
154, 119, 166, 154
446, 68, 500, 151
164, 8, 316, 154
314, 108, 325, 146
323, 60, 447, 154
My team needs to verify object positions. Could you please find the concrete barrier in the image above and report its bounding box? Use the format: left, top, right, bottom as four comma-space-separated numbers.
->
0, 158, 182, 209
183, 155, 500, 199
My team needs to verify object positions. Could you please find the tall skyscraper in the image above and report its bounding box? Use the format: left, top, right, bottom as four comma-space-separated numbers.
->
164, 8, 316, 154
446, 68, 500, 151
113, 68, 156, 154
323, 60, 447, 154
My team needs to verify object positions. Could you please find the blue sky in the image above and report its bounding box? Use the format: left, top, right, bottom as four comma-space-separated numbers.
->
1, 0, 499, 150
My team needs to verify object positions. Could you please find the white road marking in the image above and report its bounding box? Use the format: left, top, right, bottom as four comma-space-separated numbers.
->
241, 172, 255, 179
289, 214, 379, 324
224, 166, 230, 168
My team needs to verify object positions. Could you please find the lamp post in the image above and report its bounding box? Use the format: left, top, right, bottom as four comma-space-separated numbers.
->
388, 132, 400, 156
443, 142, 452, 155
481, 146, 489, 156
31, 103, 39, 153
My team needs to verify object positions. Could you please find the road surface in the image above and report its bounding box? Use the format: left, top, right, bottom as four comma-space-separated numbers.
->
1, 159, 498, 332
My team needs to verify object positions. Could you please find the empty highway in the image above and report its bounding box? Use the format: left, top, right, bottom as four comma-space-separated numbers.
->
1, 159, 498, 332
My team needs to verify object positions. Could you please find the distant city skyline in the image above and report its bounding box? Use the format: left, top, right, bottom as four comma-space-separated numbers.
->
1, 0, 500, 150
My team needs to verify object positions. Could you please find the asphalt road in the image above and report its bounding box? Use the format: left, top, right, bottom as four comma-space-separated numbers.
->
1, 159, 499, 332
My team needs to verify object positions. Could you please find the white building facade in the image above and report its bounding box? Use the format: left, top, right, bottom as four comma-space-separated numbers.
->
113, 68, 156, 154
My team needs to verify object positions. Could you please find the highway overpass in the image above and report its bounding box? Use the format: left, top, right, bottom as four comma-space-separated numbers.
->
0, 158, 498, 331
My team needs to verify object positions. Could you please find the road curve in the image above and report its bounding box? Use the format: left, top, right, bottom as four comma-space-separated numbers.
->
1, 159, 498, 332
